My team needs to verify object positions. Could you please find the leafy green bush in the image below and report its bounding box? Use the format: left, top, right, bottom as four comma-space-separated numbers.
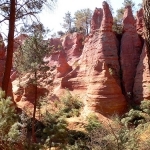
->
41, 111, 68, 147
84, 114, 101, 132
59, 90, 83, 118
0, 89, 22, 149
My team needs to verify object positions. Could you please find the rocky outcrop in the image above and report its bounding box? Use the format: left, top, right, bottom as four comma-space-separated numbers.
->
120, 6, 142, 101
11, 2, 150, 116
90, 8, 103, 33
60, 1, 126, 115
136, 8, 144, 37
61, 33, 84, 64
133, 44, 150, 102
57, 50, 72, 78
101, 1, 113, 32
0, 34, 5, 88
84, 1, 126, 115
13, 34, 28, 52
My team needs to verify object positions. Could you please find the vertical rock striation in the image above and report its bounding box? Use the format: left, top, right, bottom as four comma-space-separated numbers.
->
120, 6, 142, 102
83, 1, 127, 115
90, 8, 103, 33
133, 44, 150, 102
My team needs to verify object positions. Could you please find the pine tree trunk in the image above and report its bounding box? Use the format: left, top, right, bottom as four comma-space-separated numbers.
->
2, 0, 16, 96
143, 0, 150, 69
32, 71, 37, 143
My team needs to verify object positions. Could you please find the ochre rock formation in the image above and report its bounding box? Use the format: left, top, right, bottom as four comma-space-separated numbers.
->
136, 8, 144, 37
10, 2, 149, 117
57, 50, 72, 78
133, 44, 150, 102
90, 7, 103, 33
100, 1, 113, 32
59, 1, 126, 115
13, 34, 28, 52
61, 32, 84, 64
84, 1, 126, 115
120, 6, 142, 101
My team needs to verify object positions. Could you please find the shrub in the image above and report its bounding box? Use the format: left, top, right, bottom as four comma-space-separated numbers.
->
0, 89, 23, 149
84, 114, 101, 132
41, 111, 68, 147
59, 90, 83, 118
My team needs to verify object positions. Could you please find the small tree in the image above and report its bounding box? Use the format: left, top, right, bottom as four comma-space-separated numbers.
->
74, 8, 92, 34
62, 11, 74, 32
14, 24, 51, 142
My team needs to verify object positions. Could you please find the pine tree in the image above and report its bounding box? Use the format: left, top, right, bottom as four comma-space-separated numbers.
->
0, 0, 56, 96
62, 11, 74, 32
74, 8, 92, 34
14, 24, 52, 142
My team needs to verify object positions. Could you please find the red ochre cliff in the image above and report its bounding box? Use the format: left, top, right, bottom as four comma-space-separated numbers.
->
1, 1, 149, 116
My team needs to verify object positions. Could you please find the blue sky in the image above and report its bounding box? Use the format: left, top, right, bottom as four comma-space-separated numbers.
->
39, 0, 142, 35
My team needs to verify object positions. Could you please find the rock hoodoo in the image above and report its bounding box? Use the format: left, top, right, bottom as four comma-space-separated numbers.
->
84, 1, 126, 115
133, 45, 150, 103
120, 6, 142, 102
90, 7, 103, 32
4, 1, 149, 116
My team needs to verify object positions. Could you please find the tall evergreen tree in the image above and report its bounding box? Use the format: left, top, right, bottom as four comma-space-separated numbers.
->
62, 11, 74, 32
14, 23, 52, 142
0, 0, 56, 97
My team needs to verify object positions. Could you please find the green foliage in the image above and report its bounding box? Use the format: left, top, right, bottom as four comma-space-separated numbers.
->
121, 100, 150, 128
14, 30, 51, 74
74, 8, 92, 34
59, 90, 83, 118
41, 111, 68, 145
0, 89, 20, 149
62, 11, 74, 32
85, 114, 101, 132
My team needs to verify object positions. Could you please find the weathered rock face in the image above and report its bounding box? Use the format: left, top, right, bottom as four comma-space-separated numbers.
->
60, 1, 126, 115
84, 2, 126, 115
136, 8, 144, 37
90, 8, 103, 33
12, 1, 150, 116
120, 6, 142, 101
57, 50, 72, 78
13, 34, 28, 52
0, 34, 5, 87
100, 1, 113, 32
133, 44, 150, 102
61, 32, 84, 64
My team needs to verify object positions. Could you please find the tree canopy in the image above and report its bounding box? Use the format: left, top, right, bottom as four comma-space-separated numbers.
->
0, 0, 56, 96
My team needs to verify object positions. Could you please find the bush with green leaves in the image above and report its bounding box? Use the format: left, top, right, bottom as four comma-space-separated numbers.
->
121, 100, 150, 128
84, 114, 101, 132
59, 90, 83, 118
0, 89, 22, 149
41, 111, 68, 147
